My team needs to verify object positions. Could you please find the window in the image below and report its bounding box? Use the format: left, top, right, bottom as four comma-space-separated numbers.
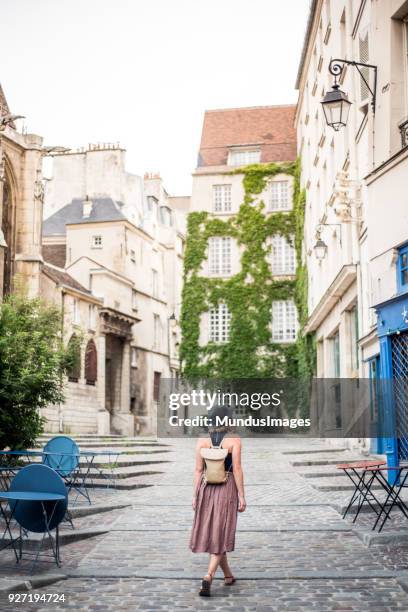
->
130, 249, 136, 262
229, 150, 260, 166
271, 236, 296, 275
73, 298, 80, 324
153, 371, 161, 402
67, 335, 81, 382
209, 237, 232, 276
271, 301, 298, 342
209, 303, 231, 343
349, 306, 359, 373
213, 185, 232, 212
332, 331, 341, 377
131, 347, 137, 368
269, 181, 291, 211
85, 339, 97, 385
153, 314, 161, 348
88, 304, 96, 329
132, 289, 138, 311
92, 235, 103, 248
159, 206, 173, 226
152, 269, 159, 297
397, 245, 408, 293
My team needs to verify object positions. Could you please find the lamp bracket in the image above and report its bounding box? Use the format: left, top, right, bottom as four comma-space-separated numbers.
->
329, 58, 377, 113
316, 222, 343, 245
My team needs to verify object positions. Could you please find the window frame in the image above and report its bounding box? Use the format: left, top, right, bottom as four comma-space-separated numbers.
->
271, 235, 296, 276
268, 180, 291, 211
213, 184, 232, 213
208, 236, 232, 277
209, 303, 231, 344
92, 235, 103, 249
228, 149, 261, 167
271, 300, 298, 343
397, 244, 408, 294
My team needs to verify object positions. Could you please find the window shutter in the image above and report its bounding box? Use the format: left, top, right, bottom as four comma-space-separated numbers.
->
85, 339, 98, 385
359, 32, 370, 101
153, 371, 161, 402
67, 334, 81, 382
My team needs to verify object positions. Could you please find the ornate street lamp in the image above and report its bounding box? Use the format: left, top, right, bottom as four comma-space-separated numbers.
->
321, 59, 377, 131
313, 238, 328, 260
321, 84, 352, 131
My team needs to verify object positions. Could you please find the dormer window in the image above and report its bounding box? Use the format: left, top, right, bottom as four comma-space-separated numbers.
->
228, 149, 261, 166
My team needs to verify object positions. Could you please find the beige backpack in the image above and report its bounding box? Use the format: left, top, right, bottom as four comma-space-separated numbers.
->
200, 445, 229, 484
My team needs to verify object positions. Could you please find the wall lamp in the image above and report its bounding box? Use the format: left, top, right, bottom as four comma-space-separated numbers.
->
321, 58, 377, 130
313, 223, 342, 260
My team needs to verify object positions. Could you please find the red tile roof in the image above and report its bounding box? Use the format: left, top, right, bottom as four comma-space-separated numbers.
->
197, 105, 297, 167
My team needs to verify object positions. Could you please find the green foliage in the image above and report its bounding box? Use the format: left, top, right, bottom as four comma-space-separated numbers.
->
180, 159, 315, 380
0, 294, 73, 450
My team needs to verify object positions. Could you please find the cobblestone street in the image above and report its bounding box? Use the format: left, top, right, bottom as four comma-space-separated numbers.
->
2, 438, 408, 611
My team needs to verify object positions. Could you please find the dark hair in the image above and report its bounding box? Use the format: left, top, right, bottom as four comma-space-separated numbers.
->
207, 405, 233, 433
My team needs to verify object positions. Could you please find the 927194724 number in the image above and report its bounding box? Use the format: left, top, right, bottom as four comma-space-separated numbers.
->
8, 594, 66, 604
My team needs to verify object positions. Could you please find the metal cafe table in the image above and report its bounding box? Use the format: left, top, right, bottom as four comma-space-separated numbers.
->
0, 491, 66, 567
0, 448, 124, 503
361, 464, 408, 532
336, 459, 386, 522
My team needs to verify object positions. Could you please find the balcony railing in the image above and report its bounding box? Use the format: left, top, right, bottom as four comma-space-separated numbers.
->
399, 118, 408, 149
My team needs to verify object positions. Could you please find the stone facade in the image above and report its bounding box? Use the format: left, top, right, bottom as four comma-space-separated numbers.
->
0, 84, 44, 300
42, 147, 188, 435
295, 0, 408, 451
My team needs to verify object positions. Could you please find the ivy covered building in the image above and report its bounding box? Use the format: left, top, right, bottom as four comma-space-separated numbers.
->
181, 105, 313, 379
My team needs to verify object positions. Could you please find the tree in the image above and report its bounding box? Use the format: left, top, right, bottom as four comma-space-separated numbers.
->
0, 294, 74, 450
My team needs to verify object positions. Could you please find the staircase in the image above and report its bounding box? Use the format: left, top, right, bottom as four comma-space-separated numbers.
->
34, 433, 173, 490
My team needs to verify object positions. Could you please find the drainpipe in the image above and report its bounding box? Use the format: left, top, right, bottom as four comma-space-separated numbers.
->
58, 290, 65, 433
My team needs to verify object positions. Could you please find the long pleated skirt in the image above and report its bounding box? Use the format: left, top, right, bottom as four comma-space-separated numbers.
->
190, 474, 238, 554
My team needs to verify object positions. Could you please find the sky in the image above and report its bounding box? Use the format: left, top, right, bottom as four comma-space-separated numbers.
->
0, 0, 310, 195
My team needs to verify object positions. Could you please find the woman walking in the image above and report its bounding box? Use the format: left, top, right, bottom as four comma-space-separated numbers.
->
190, 408, 246, 597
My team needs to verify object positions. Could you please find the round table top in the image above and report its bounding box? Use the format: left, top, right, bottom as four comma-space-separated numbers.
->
0, 450, 41, 456
0, 491, 66, 502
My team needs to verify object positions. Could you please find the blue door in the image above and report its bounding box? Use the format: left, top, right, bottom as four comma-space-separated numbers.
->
369, 356, 385, 454
391, 331, 408, 462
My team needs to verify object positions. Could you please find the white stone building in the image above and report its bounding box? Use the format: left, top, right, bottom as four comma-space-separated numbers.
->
189, 106, 299, 364
42, 145, 188, 435
296, 0, 408, 457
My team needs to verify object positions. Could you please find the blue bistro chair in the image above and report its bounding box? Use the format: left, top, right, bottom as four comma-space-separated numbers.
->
5, 464, 67, 570
42, 436, 80, 481
42, 435, 88, 506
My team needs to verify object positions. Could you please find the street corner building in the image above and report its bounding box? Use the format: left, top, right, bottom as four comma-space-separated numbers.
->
295, 0, 408, 457
180, 104, 309, 381
41, 145, 189, 436
0, 88, 190, 438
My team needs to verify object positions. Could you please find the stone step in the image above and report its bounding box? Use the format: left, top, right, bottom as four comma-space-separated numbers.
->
86, 475, 159, 490
282, 447, 348, 455
290, 456, 373, 467
35, 440, 168, 449
3, 527, 109, 551
86, 463, 169, 480
311, 477, 384, 492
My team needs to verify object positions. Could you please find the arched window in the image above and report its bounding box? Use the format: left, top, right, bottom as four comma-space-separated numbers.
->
2, 176, 13, 296
85, 339, 97, 385
67, 334, 81, 382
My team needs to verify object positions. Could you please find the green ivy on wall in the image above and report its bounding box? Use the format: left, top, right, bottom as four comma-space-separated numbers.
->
180, 159, 315, 380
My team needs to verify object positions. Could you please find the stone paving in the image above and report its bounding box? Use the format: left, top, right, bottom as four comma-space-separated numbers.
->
2, 438, 408, 610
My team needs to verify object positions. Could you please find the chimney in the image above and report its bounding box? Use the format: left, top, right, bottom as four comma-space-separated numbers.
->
83, 195, 92, 218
